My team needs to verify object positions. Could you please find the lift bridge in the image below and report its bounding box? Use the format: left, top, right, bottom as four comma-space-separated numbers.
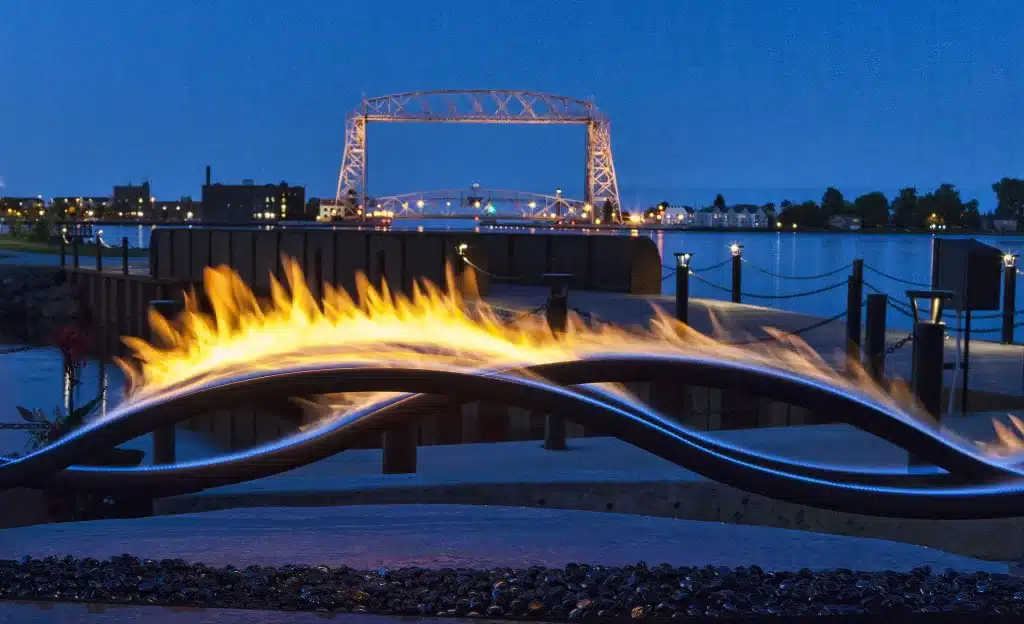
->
325, 90, 622, 222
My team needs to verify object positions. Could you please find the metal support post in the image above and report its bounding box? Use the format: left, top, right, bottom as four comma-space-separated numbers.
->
730, 245, 743, 304
674, 252, 691, 324
121, 237, 129, 276
95, 232, 103, 272
1003, 255, 1018, 345
864, 293, 888, 382
313, 248, 324, 304
905, 289, 953, 467
543, 273, 570, 450
73, 240, 80, 269
846, 259, 864, 364
59, 234, 66, 268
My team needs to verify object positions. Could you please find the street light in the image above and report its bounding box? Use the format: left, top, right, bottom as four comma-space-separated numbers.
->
906, 290, 955, 325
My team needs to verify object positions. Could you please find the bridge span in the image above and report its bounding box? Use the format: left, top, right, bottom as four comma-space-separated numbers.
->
319, 187, 601, 221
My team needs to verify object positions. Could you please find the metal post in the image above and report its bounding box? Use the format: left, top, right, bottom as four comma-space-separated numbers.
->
730, 244, 742, 303
909, 320, 945, 467
149, 298, 182, 465
1002, 255, 1017, 345
73, 240, 80, 269
846, 259, 863, 363
543, 273, 570, 450
121, 237, 129, 276
382, 426, 418, 474
674, 252, 691, 324
864, 293, 888, 382
59, 234, 66, 268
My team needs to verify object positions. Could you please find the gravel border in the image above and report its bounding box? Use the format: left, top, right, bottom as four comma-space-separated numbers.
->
3, 556, 1024, 620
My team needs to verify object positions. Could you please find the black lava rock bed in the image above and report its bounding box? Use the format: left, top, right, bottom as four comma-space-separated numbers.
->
2, 556, 1023, 620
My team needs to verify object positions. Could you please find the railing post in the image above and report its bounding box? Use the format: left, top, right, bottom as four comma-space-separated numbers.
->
864, 293, 888, 382
121, 237, 129, 276
846, 260, 864, 361
1002, 255, 1017, 344
59, 233, 66, 268
674, 252, 691, 324
906, 289, 953, 468
543, 273, 570, 450
730, 244, 742, 303
95, 232, 103, 272
149, 298, 182, 465
73, 240, 80, 269
382, 426, 418, 474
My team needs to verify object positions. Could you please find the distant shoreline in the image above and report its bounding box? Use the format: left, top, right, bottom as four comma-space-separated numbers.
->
584, 225, 1018, 236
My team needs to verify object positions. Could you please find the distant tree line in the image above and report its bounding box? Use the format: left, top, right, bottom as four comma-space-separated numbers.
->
638, 178, 1024, 230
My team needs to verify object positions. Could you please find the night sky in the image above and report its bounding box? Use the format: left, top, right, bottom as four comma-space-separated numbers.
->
1, 0, 1021, 211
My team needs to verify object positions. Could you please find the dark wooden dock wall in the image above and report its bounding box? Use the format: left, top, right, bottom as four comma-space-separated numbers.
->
147, 228, 664, 296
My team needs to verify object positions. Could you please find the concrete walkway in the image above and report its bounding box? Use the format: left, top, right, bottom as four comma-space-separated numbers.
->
152, 427, 1024, 562
0, 505, 1006, 574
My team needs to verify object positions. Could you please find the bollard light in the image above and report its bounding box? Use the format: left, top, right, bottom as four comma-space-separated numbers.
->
674, 252, 692, 269
1004, 253, 1017, 269
906, 289, 955, 325
456, 242, 468, 259
730, 243, 743, 257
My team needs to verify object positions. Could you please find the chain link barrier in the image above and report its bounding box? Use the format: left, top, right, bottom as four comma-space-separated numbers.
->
0, 345, 42, 356
863, 264, 930, 288
689, 271, 848, 301
689, 257, 732, 273
726, 308, 850, 345
885, 333, 914, 355
741, 258, 853, 281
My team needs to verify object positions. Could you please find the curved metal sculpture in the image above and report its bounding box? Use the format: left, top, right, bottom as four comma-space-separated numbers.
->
5, 354, 1024, 520
334, 89, 621, 221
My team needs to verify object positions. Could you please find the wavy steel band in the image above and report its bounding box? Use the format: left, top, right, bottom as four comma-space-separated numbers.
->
3, 354, 1024, 520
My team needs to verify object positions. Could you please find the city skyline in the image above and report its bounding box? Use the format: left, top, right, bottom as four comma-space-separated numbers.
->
1, 1, 1021, 212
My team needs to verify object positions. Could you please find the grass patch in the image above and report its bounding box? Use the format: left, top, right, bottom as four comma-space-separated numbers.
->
0, 236, 149, 257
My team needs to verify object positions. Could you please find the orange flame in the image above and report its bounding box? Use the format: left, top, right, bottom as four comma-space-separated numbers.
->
115, 257, 1023, 458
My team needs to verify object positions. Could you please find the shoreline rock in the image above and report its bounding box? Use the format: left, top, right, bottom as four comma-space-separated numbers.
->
0, 266, 83, 344
1, 557, 1021, 618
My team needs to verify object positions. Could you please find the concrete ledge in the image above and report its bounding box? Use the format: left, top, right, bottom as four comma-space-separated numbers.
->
154, 431, 1024, 562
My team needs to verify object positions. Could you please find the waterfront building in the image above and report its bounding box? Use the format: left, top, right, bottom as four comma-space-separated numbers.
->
994, 219, 1018, 232
828, 215, 862, 231
51, 197, 111, 219
0, 196, 44, 218
112, 182, 151, 219
663, 205, 696, 226
203, 179, 306, 223
152, 197, 199, 221
696, 206, 725, 228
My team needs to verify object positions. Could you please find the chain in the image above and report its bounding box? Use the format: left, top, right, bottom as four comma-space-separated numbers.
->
0, 345, 40, 356
727, 308, 849, 345
741, 258, 853, 281
885, 333, 914, 354
689, 272, 848, 300
460, 257, 525, 281
0, 422, 50, 430
863, 265, 929, 288
690, 257, 732, 273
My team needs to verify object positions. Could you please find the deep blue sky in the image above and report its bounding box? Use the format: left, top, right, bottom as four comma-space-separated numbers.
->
1, 0, 1021, 211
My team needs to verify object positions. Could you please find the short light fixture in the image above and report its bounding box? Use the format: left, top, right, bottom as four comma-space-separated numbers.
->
674, 252, 692, 268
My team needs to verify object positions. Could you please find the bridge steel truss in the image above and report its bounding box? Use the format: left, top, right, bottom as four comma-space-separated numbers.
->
370, 188, 588, 219
334, 90, 622, 221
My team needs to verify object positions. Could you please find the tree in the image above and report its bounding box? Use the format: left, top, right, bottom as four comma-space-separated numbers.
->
852, 192, 890, 228
993, 177, 1024, 222
600, 199, 614, 223
712, 194, 726, 211
962, 198, 982, 230
891, 187, 920, 228
821, 187, 845, 218
778, 200, 821, 227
